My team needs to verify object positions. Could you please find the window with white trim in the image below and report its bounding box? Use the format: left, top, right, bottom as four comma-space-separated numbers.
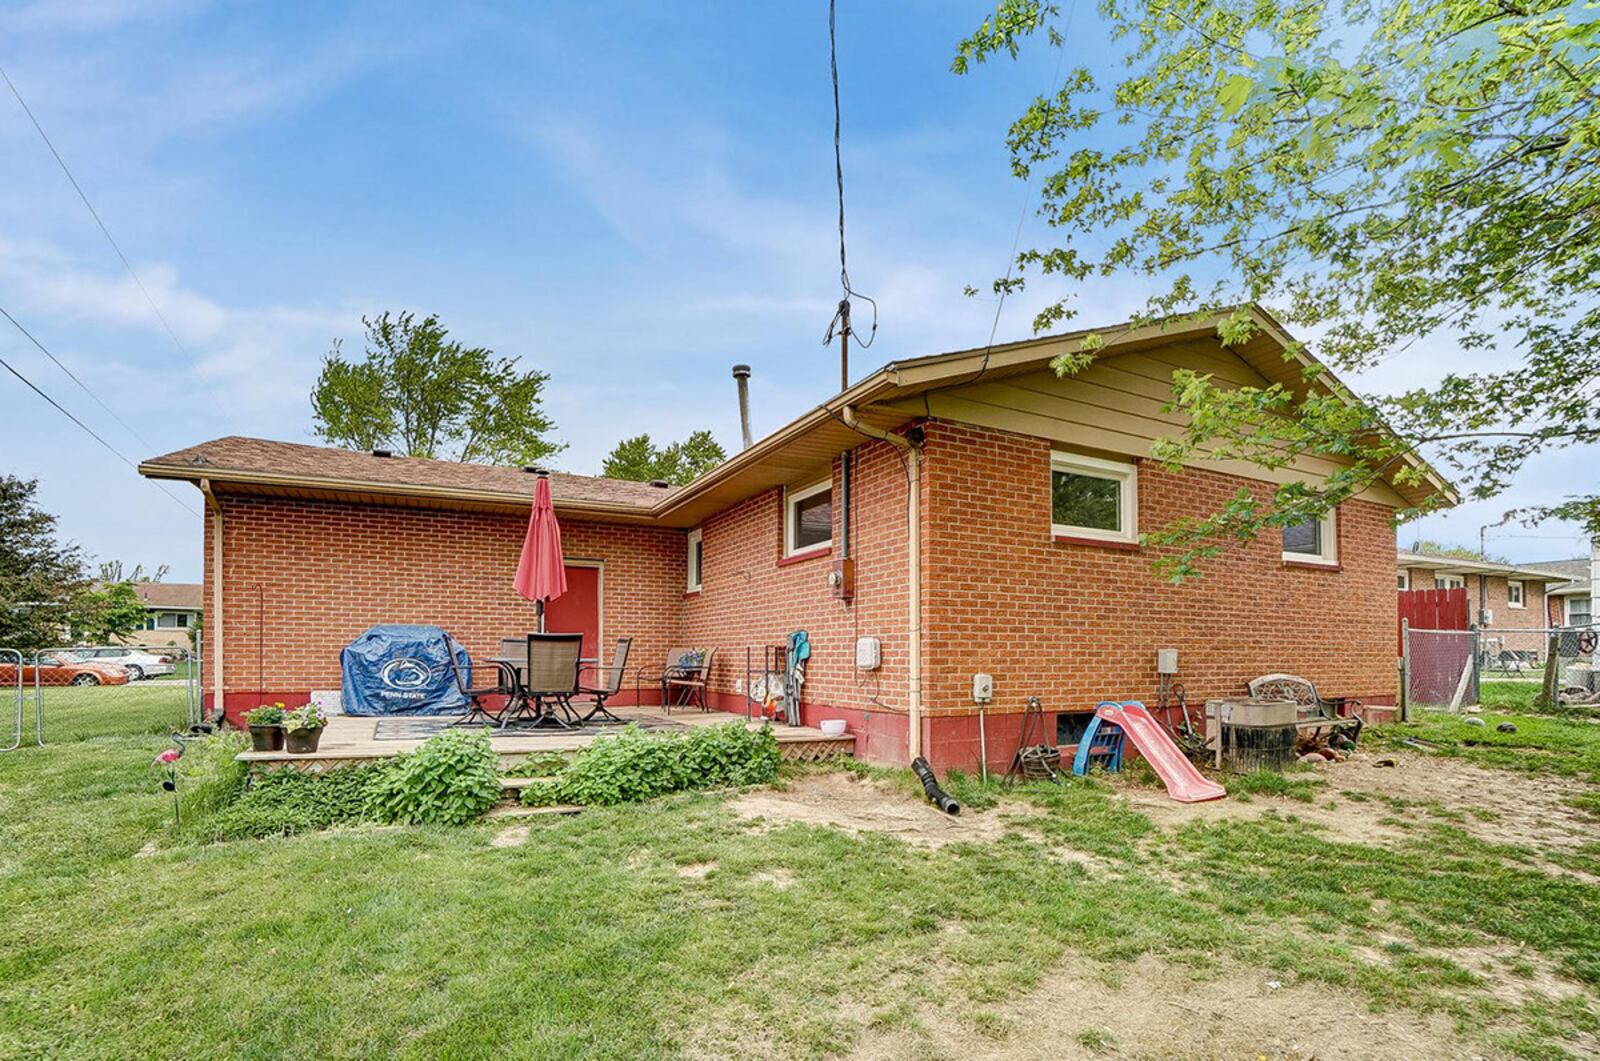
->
686, 529, 703, 592
1438, 574, 1466, 590
1281, 509, 1338, 566
784, 479, 833, 556
1050, 453, 1138, 544
1507, 579, 1525, 608
1397, 570, 1410, 591
1570, 596, 1593, 626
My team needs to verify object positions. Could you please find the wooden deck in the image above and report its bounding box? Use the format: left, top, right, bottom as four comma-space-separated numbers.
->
237, 706, 855, 772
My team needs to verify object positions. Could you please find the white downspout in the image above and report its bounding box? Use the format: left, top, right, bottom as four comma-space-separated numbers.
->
200, 479, 224, 722
841, 407, 923, 761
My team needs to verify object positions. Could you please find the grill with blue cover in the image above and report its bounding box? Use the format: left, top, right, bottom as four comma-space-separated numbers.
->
340, 624, 471, 716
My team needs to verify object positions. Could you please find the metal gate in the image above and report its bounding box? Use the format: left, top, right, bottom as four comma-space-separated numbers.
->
1404, 623, 1600, 713
1, 648, 34, 752
1, 646, 201, 745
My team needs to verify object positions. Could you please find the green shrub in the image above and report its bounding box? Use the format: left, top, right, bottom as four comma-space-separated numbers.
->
173, 731, 251, 836
366, 728, 502, 826
209, 763, 390, 840
242, 704, 285, 726
522, 722, 780, 807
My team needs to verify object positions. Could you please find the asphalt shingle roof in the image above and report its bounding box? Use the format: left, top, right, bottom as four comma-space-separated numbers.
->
142, 436, 679, 509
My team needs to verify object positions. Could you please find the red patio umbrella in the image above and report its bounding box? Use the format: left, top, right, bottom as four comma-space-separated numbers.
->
513, 472, 566, 630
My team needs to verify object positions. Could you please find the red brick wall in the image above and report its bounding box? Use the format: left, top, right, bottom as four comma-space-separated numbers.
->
918, 420, 1398, 726
203, 494, 683, 716
200, 419, 1405, 770
1405, 568, 1550, 655
678, 439, 914, 763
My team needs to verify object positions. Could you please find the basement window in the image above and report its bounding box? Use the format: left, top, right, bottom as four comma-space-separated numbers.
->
785, 479, 833, 557
1508, 580, 1525, 608
1051, 452, 1138, 544
686, 529, 703, 592
1282, 510, 1338, 566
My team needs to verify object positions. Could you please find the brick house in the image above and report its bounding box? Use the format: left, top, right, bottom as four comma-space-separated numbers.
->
123, 582, 203, 649
1395, 549, 1569, 658
141, 306, 1451, 771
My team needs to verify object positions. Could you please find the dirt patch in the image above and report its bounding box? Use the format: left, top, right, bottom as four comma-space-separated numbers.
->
678, 861, 717, 879
748, 868, 794, 890
1353, 934, 1589, 1008
849, 952, 1500, 1061
1107, 750, 1600, 862
489, 825, 528, 848
1317, 750, 1600, 855
1110, 774, 1411, 849
730, 772, 1033, 848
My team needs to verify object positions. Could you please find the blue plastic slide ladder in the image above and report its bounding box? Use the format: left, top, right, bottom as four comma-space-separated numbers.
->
1072, 701, 1129, 776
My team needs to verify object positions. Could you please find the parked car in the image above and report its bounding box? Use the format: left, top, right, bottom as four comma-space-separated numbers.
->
0, 654, 132, 687
66, 647, 178, 680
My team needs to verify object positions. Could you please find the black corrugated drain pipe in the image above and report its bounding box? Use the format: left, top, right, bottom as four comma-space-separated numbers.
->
911, 757, 960, 815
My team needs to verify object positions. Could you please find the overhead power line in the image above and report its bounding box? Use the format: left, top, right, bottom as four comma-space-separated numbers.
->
0, 62, 220, 402
0, 305, 156, 451
963, 0, 1077, 391
0, 343, 199, 518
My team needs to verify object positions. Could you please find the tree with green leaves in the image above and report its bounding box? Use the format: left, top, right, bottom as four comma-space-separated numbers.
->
1404, 539, 1507, 563
956, 0, 1600, 576
76, 582, 147, 645
311, 312, 563, 466
601, 431, 726, 485
0, 476, 93, 653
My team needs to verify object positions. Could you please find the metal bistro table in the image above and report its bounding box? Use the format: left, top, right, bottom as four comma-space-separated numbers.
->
487, 651, 597, 730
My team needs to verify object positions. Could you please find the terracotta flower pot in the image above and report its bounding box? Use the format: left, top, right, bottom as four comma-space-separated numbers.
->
248, 724, 284, 752
284, 727, 324, 754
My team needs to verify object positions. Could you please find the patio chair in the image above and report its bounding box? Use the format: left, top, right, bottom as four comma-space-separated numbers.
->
575, 637, 633, 725
445, 637, 520, 728
662, 647, 717, 714
1245, 673, 1363, 742
503, 632, 584, 729
634, 646, 704, 710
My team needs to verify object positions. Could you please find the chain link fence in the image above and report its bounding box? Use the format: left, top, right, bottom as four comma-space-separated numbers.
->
1403, 623, 1598, 712
1402, 627, 1478, 711
0, 645, 200, 748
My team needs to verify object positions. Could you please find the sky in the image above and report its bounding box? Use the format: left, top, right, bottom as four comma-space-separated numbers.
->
1, 0, 1591, 583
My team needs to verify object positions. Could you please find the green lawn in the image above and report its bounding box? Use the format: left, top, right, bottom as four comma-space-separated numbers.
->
1, 710, 1598, 1058
6, 681, 194, 744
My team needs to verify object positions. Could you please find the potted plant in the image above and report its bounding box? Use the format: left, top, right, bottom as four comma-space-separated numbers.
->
243, 704, 286, 752
282, 703, 329, 754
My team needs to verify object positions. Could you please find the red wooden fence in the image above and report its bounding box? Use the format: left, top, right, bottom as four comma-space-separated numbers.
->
1398, 587, 1469, 651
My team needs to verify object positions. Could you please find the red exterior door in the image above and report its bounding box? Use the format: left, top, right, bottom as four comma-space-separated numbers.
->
544, 564, 601, 661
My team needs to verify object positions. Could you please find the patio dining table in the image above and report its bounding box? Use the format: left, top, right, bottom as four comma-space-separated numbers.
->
487, 651, 597, 730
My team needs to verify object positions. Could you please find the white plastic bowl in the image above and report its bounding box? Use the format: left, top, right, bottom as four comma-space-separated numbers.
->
819, 719, 848, 737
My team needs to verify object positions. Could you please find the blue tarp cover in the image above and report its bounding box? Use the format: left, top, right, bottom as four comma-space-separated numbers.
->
340, 624, 470, 716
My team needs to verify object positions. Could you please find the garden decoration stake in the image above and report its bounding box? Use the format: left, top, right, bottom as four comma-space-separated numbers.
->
153, 745, 182, 828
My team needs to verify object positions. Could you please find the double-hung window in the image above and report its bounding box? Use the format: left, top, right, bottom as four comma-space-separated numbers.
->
1050, 453, 1138, 544
1507, 580, 1525, 608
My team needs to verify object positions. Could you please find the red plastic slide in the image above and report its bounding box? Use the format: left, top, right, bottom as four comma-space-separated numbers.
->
1096, 701, 1225, 803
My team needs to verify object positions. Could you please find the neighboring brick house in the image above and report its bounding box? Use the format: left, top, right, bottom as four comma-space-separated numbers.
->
1395, 549, 1568, 657
1522, 551, 1596, 629
141, 306, 1452, 771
